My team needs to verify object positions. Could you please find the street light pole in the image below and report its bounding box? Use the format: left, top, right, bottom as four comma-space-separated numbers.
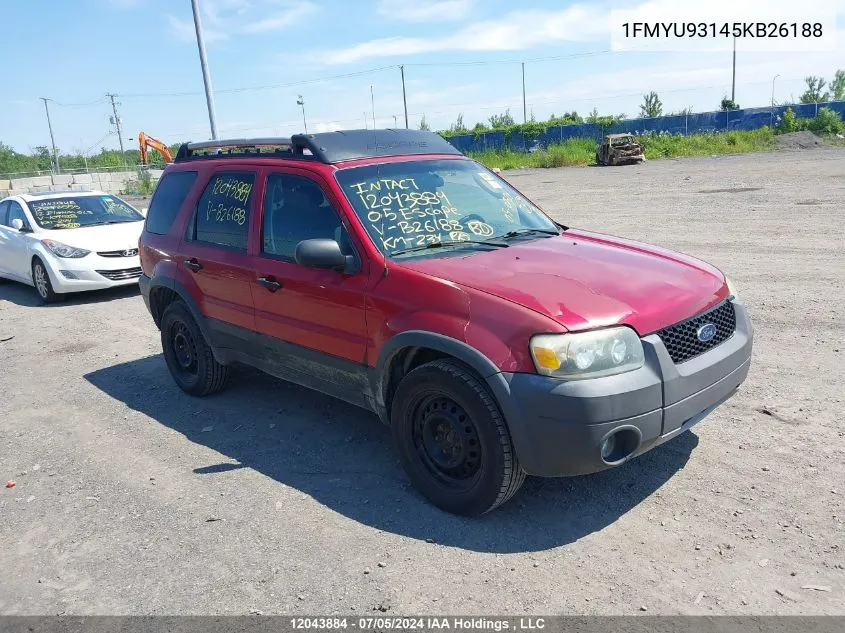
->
191, 0, 219, 139
297, 95, 308, 133
731, 36, 736, 103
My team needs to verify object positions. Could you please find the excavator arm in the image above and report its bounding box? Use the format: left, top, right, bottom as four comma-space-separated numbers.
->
138, 131, 174, 165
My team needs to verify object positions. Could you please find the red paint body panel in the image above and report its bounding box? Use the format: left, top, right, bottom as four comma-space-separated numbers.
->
140, 153, 730, 375
398, 231, 726, 336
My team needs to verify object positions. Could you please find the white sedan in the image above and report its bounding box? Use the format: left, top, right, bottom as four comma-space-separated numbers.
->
0, 190, 146, 303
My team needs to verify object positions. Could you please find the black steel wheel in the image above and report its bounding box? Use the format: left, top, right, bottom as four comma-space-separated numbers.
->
160, 301, 228, 396
391, 359, 525, 516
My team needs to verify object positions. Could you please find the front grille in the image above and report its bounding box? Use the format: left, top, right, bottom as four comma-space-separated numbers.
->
657, 300, 736, 364
96, 267, 143, 281
97, 249, 138, 258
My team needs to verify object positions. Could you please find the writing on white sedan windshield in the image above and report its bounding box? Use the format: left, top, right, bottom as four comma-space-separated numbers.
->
29, 196, 143, 230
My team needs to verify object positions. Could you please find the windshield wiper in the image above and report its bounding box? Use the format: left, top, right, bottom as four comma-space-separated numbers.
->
496, 227, 560, 241
391, 238, 508, 257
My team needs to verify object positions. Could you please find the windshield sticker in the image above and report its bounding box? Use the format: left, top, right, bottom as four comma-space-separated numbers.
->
478, 172, 502, 189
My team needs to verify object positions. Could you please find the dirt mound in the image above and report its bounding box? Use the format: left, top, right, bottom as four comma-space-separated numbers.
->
773, 131, 825, 150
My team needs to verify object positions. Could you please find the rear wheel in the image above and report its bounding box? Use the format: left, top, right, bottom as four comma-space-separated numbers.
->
391, 359, 525, 516
160, 301, 228, 396
32, 258, 64, 303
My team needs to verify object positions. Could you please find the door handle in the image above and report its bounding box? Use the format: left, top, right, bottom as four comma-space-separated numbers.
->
257, 277, 283, 292
184, 259, 203, 272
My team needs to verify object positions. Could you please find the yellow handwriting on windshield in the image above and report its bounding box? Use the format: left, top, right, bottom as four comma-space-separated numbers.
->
349, 179, 470, 250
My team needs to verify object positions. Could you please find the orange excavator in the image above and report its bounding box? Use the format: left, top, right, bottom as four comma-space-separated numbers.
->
138, 131, 174, 165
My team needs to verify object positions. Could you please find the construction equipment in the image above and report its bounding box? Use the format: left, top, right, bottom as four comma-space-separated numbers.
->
138, 132, 174, 165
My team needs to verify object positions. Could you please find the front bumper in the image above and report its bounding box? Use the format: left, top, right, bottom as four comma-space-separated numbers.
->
490, 299, 753, 477
45, 253, 142, 293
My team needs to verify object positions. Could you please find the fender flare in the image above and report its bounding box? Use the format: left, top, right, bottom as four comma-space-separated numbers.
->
145, 275, 216, 357
371, 331, 535, 467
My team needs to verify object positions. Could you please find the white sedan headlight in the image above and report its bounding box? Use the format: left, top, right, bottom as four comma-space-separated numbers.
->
41, 239, 90, 259
530, 327, 645, 380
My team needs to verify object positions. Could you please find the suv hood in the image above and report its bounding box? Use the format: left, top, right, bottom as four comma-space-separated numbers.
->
398, 229, 728, 335
39, 221, 144, 252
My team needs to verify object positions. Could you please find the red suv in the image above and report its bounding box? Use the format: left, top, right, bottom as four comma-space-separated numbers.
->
139, 130, 752, 516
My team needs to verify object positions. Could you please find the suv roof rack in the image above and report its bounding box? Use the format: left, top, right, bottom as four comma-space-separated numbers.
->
174, 129, 462, 165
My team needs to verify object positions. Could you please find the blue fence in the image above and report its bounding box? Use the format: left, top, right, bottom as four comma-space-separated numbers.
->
444, 100, 845, 153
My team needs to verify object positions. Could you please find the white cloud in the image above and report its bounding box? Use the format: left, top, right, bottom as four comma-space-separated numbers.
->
243, 2, 316, 33
376, 0, 476, 22
167, 0, 315, 44
166, 15, 228, 43
317, 4, 609, 64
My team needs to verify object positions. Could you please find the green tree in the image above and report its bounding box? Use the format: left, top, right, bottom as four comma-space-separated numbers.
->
488, 109, 515, 128
449, 112, 467, 133
639, 92, 663, 117
720, 97, 740, 111
419, 115, 430, 131
830, 69, 845, 101
800, 76, 829, 103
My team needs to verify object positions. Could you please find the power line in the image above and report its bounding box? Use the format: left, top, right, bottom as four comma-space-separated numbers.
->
118, 65, 398, 99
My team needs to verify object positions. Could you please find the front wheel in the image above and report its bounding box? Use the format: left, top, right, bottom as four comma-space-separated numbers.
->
391, 359, 525, 516
160, 301, 228, 396
32, 258, 64, 303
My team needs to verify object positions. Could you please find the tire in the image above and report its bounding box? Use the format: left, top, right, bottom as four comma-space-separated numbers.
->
390, 359, 525, 516
160, 301, 228, 397
31, 258, 65, 304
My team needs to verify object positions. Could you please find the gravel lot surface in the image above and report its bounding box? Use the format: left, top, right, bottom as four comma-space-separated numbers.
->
1, 148, 843, 615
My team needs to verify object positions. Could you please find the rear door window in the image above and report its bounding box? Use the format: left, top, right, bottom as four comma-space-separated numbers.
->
145, 171, 198, 235
0, 201, 9, 226
192, 171, 256, 251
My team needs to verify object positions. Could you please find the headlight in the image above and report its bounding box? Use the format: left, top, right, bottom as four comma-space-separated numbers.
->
530, 327, 645, 380
41, 239, 90, 259
725, 276, 738, 299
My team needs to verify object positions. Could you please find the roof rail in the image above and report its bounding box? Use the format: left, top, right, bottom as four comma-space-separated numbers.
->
174, 137, 299, 162
174, 129, 464, 165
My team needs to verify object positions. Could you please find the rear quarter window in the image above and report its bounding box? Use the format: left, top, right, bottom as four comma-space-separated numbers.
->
145, 171, 198, 235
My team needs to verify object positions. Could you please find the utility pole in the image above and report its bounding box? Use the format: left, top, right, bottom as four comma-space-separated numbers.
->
400, 65, 409, 129
522, 62, 527, 124
106, 93, 126, 169
191, 0, 219, 139
731, 36, 736, 103
39, 97, 60, 174
297, 95, 308, 133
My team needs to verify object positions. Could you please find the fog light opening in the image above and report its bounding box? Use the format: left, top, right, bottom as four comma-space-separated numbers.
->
59, 270, 79, 279
600, 427, 641, 465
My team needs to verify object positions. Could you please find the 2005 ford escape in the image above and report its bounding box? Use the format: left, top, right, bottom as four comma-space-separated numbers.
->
139, 129, 752, 516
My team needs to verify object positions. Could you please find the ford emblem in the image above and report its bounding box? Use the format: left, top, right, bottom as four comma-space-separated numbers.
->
697, 323, 717, 342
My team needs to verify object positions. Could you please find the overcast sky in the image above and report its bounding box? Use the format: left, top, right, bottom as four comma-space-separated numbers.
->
1, 0, 844, 154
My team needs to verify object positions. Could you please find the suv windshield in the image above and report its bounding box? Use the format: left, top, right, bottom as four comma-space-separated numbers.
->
335, 159, 558, 257
28, 195, 144, 230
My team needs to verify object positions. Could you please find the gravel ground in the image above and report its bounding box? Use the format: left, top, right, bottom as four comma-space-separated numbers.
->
1, 148, 843, 616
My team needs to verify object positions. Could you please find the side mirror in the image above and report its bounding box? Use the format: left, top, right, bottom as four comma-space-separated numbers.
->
295, 239, 349, 271
11, 218, 28, 232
